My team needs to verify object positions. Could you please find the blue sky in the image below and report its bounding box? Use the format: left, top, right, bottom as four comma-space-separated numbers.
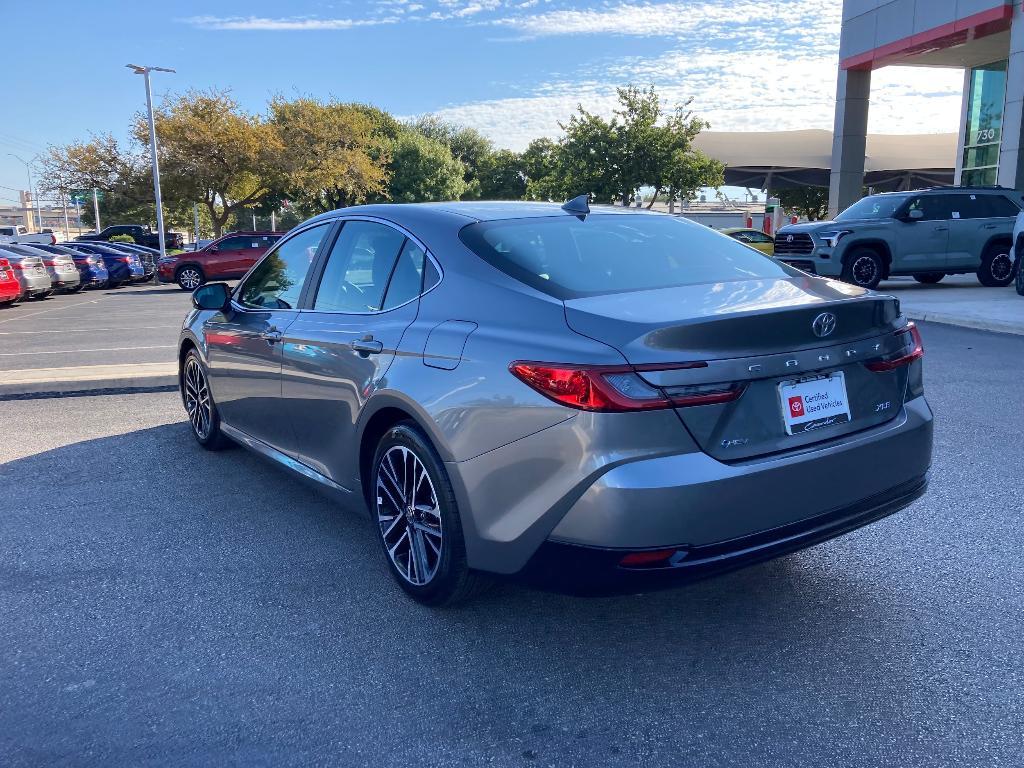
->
1, 0, 965, 207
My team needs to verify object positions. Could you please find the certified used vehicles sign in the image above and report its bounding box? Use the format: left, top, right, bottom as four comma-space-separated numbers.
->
779, 373, 852, 435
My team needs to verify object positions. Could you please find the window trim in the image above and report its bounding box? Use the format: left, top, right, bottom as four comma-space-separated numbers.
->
231, 220, 339, 314
302, 215, 443, 317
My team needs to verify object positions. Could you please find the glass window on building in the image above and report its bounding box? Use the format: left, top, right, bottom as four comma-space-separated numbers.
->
961, 60, 1007, 187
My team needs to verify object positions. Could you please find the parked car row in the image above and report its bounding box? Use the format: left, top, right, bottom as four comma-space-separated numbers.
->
0, 240, 152, 308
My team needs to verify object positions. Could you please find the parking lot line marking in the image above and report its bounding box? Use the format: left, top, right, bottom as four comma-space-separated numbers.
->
0, 326, 174, 336
0, 345, 175, 356
0, 297, 106, 325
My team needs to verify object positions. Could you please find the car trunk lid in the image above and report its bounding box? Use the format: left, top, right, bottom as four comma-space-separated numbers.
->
564, 276, 909, 461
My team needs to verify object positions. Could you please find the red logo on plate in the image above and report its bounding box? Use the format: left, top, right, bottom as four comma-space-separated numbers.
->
788, 396, 805, 418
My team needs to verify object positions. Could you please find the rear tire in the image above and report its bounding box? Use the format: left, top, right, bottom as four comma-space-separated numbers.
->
977, 244, 1015, 287
370, 422, 490, 606
176, 265, 205, 291
913, 272, 945, 285
182, 350, 229, 450
841, 248, 884, 290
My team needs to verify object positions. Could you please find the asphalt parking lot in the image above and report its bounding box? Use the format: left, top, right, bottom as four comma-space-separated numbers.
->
0, 283, 191, 372
1, 321, 1022, 767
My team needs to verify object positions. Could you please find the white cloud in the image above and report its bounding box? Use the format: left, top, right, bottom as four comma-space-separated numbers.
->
182, 15, 399, 31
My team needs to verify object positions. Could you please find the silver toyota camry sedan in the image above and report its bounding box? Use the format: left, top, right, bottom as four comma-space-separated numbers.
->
178, 199, 933, 605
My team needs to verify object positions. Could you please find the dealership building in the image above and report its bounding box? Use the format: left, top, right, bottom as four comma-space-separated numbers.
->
830, 0, 1024, 216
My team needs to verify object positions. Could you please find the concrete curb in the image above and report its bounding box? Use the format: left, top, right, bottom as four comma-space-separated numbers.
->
0, 363, 178, 397
905, 311, 1024, 337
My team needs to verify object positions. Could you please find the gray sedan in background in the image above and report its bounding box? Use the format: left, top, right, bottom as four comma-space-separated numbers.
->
0, 243, 81, 293
0, 246, 53, 299
178, 200, 933, 605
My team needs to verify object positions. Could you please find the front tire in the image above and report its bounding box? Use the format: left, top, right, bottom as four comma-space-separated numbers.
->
371, 422, 488, 606
182, 350, 228, 450
913, 272, 945, 285
841, 248, 884, 289
176, 265, 205, 291
977, 244, 1015, 287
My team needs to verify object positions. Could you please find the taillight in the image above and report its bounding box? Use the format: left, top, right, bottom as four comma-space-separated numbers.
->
119, 256, 132, 263
865, 323, 924, 372
0, 258, 8, 269
509, 362, 744, 412
49, 234, 56, 245
43, 259, 57, 267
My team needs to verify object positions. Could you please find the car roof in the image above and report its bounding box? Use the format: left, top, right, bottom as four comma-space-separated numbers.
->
306, 201, 661, 226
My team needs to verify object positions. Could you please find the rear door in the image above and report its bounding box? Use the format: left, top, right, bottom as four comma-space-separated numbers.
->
894, 194, 950, 272
945, 193, 990, 270
204, 223, 332, 453
281, 220, 429, 486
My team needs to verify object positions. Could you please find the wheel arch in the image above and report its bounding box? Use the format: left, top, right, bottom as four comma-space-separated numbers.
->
982, 234, 1013, 257
356, 393, 454, 508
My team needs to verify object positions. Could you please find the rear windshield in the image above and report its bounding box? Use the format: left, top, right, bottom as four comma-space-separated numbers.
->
459, 214, 791, 299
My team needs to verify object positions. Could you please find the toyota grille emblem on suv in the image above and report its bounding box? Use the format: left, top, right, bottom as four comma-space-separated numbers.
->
787, 235, 794, 242
812, 312, 837, 338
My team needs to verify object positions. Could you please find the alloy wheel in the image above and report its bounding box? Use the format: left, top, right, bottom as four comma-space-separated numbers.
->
183, 357, 212, 440
852, 255, 878, 286
376, 446, 443, 586
990, 253, 1013, 282
178, 268, 202, 290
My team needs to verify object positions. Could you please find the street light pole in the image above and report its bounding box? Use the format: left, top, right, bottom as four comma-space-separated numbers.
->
8, 153, 37, 232
127, 64, 174, 285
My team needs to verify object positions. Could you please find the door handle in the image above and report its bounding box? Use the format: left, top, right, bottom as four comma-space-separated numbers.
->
260, 327, 282, 344
935, 227, 948, 232
351, 338, 384, 355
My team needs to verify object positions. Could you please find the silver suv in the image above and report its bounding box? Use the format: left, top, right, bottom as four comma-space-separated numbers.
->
775, 187, 1023, 289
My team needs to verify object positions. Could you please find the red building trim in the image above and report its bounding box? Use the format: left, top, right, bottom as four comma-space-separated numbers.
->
841, 4, 1014, 71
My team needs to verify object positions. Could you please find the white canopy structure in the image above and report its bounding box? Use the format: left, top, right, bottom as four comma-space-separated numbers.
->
692, 130, 958, 192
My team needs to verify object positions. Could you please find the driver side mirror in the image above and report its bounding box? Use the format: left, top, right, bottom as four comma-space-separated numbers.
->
192, 282, 231, 312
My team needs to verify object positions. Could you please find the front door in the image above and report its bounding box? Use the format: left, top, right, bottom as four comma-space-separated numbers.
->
282, 220, 427, 487
895, 195, 950, 273
203, 223, 333, 452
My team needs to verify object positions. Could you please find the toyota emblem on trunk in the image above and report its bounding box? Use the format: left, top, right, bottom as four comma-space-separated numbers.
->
812, 312, 837, 338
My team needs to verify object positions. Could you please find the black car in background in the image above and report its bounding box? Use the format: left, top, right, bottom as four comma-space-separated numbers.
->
78, 224, 183, 251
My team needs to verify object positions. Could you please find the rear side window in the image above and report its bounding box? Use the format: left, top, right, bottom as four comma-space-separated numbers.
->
313, 221, 406, 313
982, 195, 1021, 218
459, 214, 790, 300
238, 223, 330, 310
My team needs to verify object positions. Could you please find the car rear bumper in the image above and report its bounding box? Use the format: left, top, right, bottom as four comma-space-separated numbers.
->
18, 273, 52, 294
453, 395, 932, 577
517, 473, 928, 594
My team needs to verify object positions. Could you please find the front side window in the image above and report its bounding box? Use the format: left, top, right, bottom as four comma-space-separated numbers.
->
313, 221, 406, 313
459, 214, 790, 300
238, 223, 330, 310
215, 236, 247, 251
904, 196, 950, 222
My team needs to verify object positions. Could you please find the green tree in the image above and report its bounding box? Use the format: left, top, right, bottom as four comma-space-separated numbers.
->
557, 107, 621, 203
409, 116, 493, 199
270, 97, 389, 214
141, 89, 283, 237
777, 186, 830, 221
387, 130, 467, 203
521, 138, 562, 201
478, 150, 527, 200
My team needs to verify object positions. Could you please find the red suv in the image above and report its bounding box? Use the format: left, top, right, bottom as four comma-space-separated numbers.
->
160, 231, 282, 290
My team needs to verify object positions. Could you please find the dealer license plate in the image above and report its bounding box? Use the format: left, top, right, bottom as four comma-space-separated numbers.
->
779, 373, 851, 435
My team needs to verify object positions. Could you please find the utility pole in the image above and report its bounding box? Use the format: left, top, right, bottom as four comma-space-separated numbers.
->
8, 154, 37, 231
61, 192, 70, 241
252, 212, 257, 230
193, 203, 200, 246
128, 63, 175, 285
271, 210, 276, 231
92, 188, 101, 233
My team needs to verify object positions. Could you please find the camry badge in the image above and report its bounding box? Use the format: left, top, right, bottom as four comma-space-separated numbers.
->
812, 312, 837, 338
